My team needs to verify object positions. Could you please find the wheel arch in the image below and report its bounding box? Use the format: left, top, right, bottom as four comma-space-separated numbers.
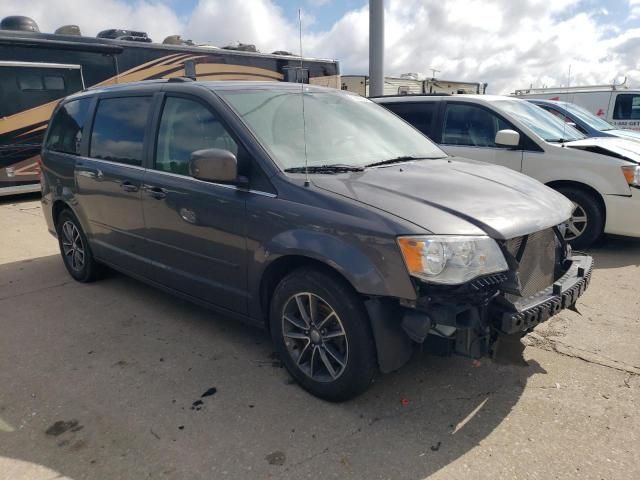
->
258, 254, 360, 329
545, 180, 607, 223
52, 199, 72, 228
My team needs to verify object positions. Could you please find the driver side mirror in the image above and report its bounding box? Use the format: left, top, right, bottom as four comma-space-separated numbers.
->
495, 129, 520, 147
189, 148, 244, 184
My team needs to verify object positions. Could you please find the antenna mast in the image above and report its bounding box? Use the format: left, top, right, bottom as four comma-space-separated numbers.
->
298, 9, 310, 187
562, 64, 571, 144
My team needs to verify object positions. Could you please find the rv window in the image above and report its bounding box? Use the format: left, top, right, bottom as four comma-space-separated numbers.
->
18, 75, 44, 91
17, 74, 66, 91
383, 102, 436, 137
43, 76, 65, 90
155, 97, 238, 175
46, 98, 93, 155
90, 96, 151, 166
613, 94, 640, 120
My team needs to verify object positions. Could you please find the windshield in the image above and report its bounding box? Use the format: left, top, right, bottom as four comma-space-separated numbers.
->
218, 88, 446, 170
561, 102, 615, 131
494, 99, 585, 142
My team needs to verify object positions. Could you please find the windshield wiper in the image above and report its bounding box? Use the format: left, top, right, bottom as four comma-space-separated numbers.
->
365, 156, 437, 168
547, 138, 574, 143
284, 164, 365, 174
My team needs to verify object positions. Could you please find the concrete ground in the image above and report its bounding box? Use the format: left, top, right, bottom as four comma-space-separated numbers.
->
0, 194, 638, 480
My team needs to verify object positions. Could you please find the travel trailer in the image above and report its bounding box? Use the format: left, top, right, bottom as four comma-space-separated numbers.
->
0, 15, 340, 196
341, 74, 486, 97
513, 82, 640, 132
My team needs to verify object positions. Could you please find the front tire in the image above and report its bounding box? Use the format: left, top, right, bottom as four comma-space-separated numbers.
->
270, 268, 377, 401
556, 187, 604, 249
55, 209, 102, 282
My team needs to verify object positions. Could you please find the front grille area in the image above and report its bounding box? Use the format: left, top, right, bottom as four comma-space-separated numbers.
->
504, 228, 559, 300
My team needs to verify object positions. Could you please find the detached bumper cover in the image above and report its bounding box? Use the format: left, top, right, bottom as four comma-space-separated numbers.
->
497, 255, 593, 334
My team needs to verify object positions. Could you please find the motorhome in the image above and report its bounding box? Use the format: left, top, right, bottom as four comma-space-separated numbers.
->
513, 82, 640, 132
0, 15, 340, 196
341, 74, 486, 97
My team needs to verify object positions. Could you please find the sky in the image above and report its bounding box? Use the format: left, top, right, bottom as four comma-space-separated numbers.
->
2, 0, 640, 93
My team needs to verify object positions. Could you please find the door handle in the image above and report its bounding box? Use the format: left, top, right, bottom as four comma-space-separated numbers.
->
143, 184, 167, 199
78, 168, 104, 181
120, 181, 139, 193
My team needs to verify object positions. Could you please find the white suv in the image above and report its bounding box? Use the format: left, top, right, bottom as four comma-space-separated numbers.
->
374, 95, 640, 248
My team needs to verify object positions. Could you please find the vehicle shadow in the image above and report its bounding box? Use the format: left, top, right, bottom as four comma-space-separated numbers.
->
0, 254, 544, 480
0, 191, 41, 206
585, 235, 640, 269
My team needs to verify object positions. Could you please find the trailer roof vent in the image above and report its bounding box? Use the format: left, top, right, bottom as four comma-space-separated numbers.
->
222, 42, 258, 53
55, 25, 81, 36
163, 35, 194, 46
97, 29, 152, 43
272, 50, 294, 56
0, 15, 40, 32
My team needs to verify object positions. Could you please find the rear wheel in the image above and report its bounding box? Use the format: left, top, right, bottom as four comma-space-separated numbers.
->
270, 268, 377, 401
556, 187, 604, 249
55, 209, 102, 282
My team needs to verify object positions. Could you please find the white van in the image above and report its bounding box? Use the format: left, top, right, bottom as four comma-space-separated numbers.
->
513, 84, 640, 132
374, 94, 640, 248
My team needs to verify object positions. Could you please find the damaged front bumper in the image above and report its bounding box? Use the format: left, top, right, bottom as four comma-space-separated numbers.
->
365, 254, 593, 373
495, 255, 592, 335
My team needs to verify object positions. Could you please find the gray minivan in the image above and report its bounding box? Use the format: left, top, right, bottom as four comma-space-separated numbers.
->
41, 80, 592, 400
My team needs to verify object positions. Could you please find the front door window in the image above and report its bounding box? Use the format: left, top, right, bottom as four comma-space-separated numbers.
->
443, 103, 513, 147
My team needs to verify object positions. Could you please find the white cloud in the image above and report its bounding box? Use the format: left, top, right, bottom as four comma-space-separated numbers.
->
2, 0, 640, 93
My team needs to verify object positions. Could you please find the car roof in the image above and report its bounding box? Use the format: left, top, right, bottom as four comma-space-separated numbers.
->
373, 94, 520, 105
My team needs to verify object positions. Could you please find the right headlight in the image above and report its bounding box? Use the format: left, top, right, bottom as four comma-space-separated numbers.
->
622, 165, 640, 187
397, 235, 508, 285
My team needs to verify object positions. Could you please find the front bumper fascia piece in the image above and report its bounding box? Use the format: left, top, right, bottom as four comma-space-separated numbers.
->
495, 255, 593, 335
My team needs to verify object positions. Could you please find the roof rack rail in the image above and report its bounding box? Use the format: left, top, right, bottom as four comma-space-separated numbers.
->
168, 77, 194, 83
368, 93, 450, 99
514, 80, 628, 95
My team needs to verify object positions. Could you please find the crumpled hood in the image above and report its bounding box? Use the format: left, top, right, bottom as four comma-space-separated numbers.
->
312, 158, 573, 240
564, 137, 640, 164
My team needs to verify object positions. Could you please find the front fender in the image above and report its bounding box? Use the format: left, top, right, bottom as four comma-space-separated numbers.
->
248, 228, 417, 318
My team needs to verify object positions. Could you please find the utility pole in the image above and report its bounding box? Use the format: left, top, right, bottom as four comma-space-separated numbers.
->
369, 0, 384, 97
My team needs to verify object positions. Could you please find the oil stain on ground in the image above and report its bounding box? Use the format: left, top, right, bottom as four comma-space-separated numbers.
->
45, 420, 83, 436
266, 450, 286, 466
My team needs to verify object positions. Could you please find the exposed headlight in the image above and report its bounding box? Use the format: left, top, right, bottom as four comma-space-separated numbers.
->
397, 235, 508, 285
622, 165, 640, 187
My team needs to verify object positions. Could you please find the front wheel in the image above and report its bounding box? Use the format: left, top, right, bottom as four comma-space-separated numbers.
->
556, 187, 604, 249
270, 268, 377, 401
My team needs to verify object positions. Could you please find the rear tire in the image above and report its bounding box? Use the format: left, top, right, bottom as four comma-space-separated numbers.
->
270, 268, 377, 401
55, 209, 103, 282
556, 187, 604, 249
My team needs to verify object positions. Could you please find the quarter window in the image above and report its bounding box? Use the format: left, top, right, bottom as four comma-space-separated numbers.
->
383, 102, 435, 137
443, 103, 513, 147
90, 96, 151, 166
155, 97, 238, 176
613, 94, 640, 120
46, 98, 92, 155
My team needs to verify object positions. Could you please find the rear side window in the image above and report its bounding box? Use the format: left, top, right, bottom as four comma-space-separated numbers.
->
613, 94, 640, 120
46, 98, 92, 155
383, 102, 435, 137
90, 96, 151, 166
442, 103, 513, 147
155, 96, 238, 175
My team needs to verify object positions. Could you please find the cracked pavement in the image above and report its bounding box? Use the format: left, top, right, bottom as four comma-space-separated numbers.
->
0, 195, 639, 480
